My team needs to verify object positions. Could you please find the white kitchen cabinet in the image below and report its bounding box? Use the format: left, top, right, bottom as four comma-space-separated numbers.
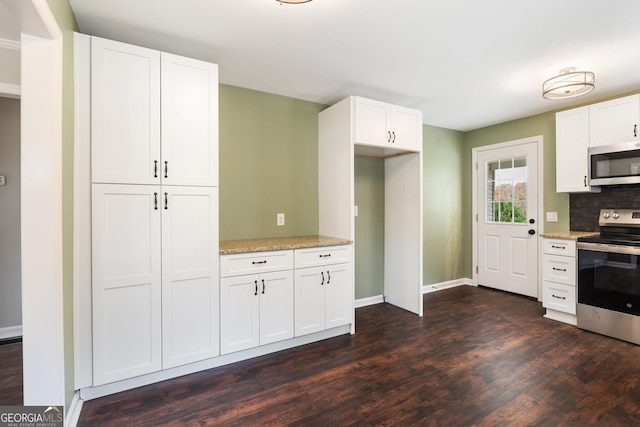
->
92, 184, 220, 382
541, 238, 577, 325
555, 106, 599, 193
91, 184, 162, 386
161, 53, 218, 187
294, 246, 353, 336
161, 187, 219, 369
354, 97, 422, 152
220, 252, 294, 354
320, 96, 423, 316
91, 36, 218, 186
589, 94, 640, 147
91, 37, 161, 185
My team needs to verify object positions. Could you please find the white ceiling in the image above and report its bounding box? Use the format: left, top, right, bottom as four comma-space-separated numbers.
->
8, 0, 640, 131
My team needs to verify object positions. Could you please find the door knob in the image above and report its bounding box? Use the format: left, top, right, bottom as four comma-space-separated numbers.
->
528, 229, 536, 235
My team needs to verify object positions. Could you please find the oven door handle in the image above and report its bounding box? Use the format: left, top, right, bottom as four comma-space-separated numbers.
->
578, 241, 640, 256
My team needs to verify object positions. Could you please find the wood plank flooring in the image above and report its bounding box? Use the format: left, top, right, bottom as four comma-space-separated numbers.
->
77, 286, 640, 426
3, 286, 640, 425
0, 340, 23, 406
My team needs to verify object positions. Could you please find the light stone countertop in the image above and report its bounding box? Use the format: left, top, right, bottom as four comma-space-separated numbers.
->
220, 235, 352, 255
540, 231, 599, 240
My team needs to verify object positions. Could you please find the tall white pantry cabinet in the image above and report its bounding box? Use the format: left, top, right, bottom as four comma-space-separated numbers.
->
319, 96, 424, 316
75, 34, 219, 387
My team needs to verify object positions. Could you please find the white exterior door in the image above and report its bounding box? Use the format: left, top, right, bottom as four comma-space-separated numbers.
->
476, 141, 539, 298
91, 184, 162, 385
91, 37, 161, 185
161, 186, 219, 368
161, 53, 219, 187
259, 270, 294, 345
220, 274, 260, 354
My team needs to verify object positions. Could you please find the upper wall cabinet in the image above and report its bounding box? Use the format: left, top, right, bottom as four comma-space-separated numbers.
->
354, 97, 422, 153
555, 106, 598, 193
589, 94, 640, 147
91, 37, 219, 187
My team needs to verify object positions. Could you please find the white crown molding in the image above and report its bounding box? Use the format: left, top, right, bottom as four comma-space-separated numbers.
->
0, 38, 20, 50
32, 0, 62, 39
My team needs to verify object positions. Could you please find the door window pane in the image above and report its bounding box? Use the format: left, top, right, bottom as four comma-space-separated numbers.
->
485, 156, 527, 223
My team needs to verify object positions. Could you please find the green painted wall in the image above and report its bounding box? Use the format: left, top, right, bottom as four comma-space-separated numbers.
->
423, 125, 466, 285
219, 85, 323, 240
47, 0, 79, 410
354, 157, 385, 299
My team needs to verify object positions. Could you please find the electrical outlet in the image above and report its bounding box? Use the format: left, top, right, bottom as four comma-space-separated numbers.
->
277, 213, 285, 226
546, 212, 558, 222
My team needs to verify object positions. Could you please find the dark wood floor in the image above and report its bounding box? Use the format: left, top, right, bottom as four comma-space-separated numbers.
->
0, 340, 23, 405
4, 286, 640, 425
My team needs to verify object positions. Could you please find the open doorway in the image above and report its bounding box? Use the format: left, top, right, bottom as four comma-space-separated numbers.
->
0, 96, 22, 404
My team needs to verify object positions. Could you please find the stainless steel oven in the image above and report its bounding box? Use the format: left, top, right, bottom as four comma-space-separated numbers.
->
577, 209, 640, 345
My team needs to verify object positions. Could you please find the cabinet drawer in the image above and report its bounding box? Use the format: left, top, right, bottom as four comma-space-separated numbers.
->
294, 245, 352, 268
220, 250, 293, 277
542, 281, 576, 314
542, 239, 576, 256
542, 254, 576, 286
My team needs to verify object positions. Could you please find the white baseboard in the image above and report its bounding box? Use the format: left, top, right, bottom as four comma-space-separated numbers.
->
65, 391, 83, 427
0, 325, 22, 340
355, 279, 475, 309
354, 294, 384, 308
422, 278, 474, 294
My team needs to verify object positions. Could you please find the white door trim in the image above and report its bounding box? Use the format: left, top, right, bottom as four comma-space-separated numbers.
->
472, 135, 544, 300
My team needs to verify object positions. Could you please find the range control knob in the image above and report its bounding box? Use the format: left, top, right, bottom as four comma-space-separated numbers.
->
613, 212, 620, 219
603, 212, 611, 219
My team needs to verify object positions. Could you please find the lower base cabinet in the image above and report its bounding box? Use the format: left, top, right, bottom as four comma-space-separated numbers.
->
541, 238, 577, 325
294, 263, 353, 336
220, 270, 294, 354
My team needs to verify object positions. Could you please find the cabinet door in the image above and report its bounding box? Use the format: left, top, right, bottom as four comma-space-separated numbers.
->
555, 106, 596, 193
221, 274, 260, 354
354, 97, 391, 147
589, 94, 640, 146
325, 263, 354, 329
92, 184, 162, 385
161, 187, 219, 368
161, 53, 219, 187
91, 37, 161, 185
390, 106, 422, 152
259, 270, 294, 345
294, 266, 326, 337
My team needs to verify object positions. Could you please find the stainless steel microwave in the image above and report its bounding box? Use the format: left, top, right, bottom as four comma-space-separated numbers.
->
588, 141, 640, 186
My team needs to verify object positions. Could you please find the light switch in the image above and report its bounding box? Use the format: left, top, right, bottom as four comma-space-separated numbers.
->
277, 213, 285, 226
546, 212, 558, 222
0, 175, 5, 186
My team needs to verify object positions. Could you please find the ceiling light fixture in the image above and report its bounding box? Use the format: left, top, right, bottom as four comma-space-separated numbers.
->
542, 67, 595, 100
277, 0, 312, 4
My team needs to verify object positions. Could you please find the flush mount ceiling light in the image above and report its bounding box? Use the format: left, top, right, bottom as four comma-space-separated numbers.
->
277, 0, 312, 3
542, 67, 595, 100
